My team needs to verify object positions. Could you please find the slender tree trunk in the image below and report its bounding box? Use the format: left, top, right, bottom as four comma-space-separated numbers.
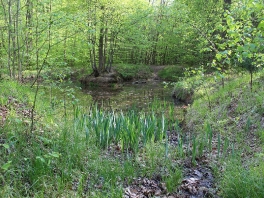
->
87, 0, 99, 77
26, 0, 33, 69
30, 0, 52, 134
151, 32, 159, 65
104, 24, 108, 71
98, 27, 104, 72
0, 0, 9, 72
16, 0, 22, 81
219, 0, 232, 88
8, 0, 12, 78
250, 71, 253, 92
106, 31, 116, 71
162, 46, 167, 65
12, 17, 16, 79
63, 29, 68, 61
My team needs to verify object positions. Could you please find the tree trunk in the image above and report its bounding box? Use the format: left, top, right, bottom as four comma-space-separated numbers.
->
16, 0, 22, 81
8, 0, 13, 78
12, 17, 16, 79
63, 29, 68, 61
98, 27, 104, 72
26, 0, 33, 69
104, 26, 108, 70
162, 46, 167, 65
150, 33, 159, 65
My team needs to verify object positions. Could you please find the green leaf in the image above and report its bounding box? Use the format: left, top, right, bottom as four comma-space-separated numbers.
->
36, 156, 45, 163
48, 152, 60, 158
249, 43, 256, 51
257, 20, 264, 30
216, 53, 222, 61
242, 51, 249, 58
1, 161, 12, 171
15, 118, 22, 123
237, 46, 244, 52
201, 47, 212, 52
2, 144, 10, 149
38, 136, 52, 145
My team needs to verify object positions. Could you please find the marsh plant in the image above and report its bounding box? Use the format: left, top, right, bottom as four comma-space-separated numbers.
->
70, 106, 169, 152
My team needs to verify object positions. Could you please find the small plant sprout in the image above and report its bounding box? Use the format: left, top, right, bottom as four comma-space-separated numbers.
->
198, 136, 205, 157
205, 122, 213, 153
192, 135, 197, 165
223, 137, 229, 157
217, 133, 221, 158
178, 136, 184, 158
165, 133, 169, 159
245, 117, 251, 133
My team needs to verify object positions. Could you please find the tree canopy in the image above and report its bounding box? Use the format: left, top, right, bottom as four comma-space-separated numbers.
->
0, 0, 263, 78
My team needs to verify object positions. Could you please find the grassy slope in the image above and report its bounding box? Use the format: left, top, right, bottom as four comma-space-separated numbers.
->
185, 69, 264, 197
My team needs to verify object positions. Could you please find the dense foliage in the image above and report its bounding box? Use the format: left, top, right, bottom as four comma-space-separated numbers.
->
0, 0, 264, 197
1, 0, 262, 78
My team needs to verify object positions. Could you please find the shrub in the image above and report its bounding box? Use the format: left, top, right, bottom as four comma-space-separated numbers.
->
115, 64, 151, 80
158, 65, 185, 81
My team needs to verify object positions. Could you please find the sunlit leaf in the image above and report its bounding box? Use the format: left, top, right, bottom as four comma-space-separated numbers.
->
2, 143, 10, 149
1, 161, 12, 171
216, 54, 222, 61
36, 156, 45, 163
48, 152, 60, 158
257, 20, 264, 31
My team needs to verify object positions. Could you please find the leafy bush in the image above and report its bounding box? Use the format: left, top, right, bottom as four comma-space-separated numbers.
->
115, 64, 151, 80
158, 65, 185, 81
172, 81, 194, 103
171, 72, 208, 103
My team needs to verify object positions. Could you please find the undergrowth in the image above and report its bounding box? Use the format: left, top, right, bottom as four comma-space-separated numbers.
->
0, 79, 181, 197
158, 65, 185, 81
220, 158, 264, 198
184, 68, 264, 197
1, 68, 263, 197
115, 64, 151, 80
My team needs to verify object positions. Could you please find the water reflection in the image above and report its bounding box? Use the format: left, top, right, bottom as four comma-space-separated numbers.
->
83, 81, 174, 110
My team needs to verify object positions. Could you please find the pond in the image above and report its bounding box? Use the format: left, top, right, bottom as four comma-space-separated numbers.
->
82, 80, 176, 111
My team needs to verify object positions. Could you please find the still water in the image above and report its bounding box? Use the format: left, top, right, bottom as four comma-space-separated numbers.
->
83, 81, 175, 110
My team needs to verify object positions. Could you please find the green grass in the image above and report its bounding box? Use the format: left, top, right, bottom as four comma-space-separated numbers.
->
183, 68, 264, 197
220, 159, 264, 198
1, 68, 263, 197
164, 167, 182, 193
186, 70, 264, 137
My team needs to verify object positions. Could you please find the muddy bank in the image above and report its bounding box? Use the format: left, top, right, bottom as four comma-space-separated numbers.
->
80, 71, 122, 86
